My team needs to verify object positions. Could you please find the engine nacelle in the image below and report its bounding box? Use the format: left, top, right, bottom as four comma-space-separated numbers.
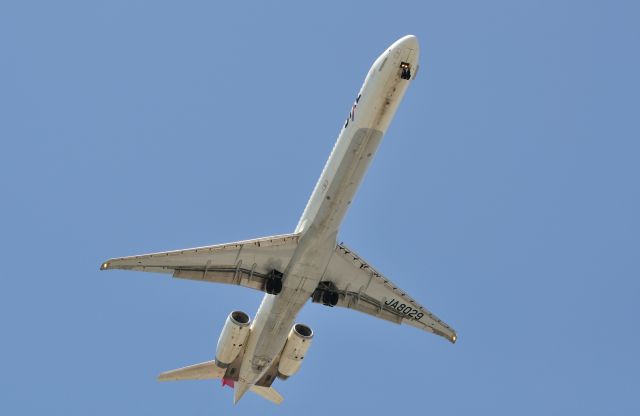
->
215, 310, 251, 368
277, 323, 313, 379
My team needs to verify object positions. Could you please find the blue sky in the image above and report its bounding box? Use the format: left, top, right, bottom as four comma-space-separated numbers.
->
1, 1, 639, 414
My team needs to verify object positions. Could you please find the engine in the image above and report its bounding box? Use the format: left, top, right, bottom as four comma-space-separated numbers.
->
215, 310, 251, 368
277, 323, 313, 379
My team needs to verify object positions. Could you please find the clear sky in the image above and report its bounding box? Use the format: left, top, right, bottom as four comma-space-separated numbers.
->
1, 1, 639, 414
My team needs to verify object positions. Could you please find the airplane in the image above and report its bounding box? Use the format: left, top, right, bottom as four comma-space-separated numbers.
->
100, 34, 456, 405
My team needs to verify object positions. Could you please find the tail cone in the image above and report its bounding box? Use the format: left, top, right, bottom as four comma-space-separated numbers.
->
233, 382, 250, 404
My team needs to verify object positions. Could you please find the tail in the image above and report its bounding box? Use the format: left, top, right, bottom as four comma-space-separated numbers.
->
234, 382, 250, 404
249, 385, 284, 405
158, 361, 283, 405
233, 381, 284, 405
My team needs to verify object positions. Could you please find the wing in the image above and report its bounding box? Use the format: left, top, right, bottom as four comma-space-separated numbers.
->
314, 243, 457, 343
101, 233, 300, 293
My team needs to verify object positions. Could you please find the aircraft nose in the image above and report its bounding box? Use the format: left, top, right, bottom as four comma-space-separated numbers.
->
388, 35, 420, 80
397, 34, 419, 51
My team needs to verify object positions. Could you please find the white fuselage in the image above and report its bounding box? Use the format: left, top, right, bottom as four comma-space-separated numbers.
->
237, 35, 420, 386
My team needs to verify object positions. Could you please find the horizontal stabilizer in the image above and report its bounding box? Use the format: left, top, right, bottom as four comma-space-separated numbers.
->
158, 360, 225, 381
250, 385, 284, 405
158, 361, 283, 404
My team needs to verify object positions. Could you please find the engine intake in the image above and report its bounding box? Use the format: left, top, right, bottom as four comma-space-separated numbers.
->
277, 323, 313, 379
215, 310, 251, 368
